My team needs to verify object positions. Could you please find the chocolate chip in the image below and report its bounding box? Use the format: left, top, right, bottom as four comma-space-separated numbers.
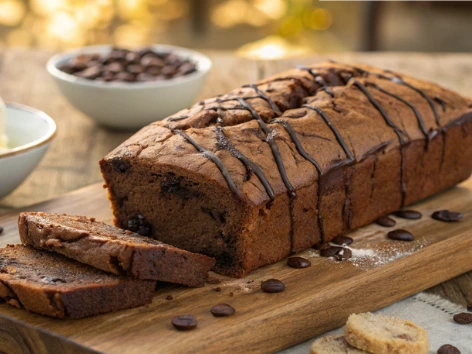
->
331, 235, 353, 246
110, 158, 131, 173
0, 226, 3, 234
210, 303, 235, 317
261, 279, 285, 293
287, 256, 311, 269
453, 312, 472, 324
437, 344, 461, 354
376, 216, 396, 227
127, 215, 151, 236
387, 229, 414, 241
166, 295, 173, 300
320, 246, 343, 257
171, 315, 197, 330
334, 247, 352, 261
432, 210, 463, 222
394, 210, 422, 220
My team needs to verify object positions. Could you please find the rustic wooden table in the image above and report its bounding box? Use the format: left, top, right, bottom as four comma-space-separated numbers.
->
0, 49, 470, 308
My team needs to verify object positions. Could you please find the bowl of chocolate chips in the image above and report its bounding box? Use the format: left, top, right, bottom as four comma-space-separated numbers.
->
47, 45, 212, 130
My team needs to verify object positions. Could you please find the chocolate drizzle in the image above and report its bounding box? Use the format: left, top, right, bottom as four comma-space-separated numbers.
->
352, 80, 408, 206
215, 126, 275, 200
243, 84, 282, 115
298, 66, 335, 97
173, 130, 242, 199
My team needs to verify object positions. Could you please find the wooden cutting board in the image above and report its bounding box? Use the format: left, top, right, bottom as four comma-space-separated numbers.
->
0, 179, 471, 354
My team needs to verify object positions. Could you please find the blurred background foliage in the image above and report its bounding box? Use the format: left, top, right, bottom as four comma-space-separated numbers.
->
0, 0, 472, 55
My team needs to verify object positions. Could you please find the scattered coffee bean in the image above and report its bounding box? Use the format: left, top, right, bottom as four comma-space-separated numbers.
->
210, 303, 235, 317
453, 312, 472, 324
214, 287, 222, 292
0, 226, 4, 234
331, 235, 353, 246
437, 344, 461, 354
387, 229, 414, 242
206, 277, 221, 285
376, 216, 396, 227
261, 279, 285, 293
58, 47, 197, 83
320, 246, 343, 257
334, 248, 352, 261
166, 295, 173, 301
171, 314, 198, 330
287, 256, 311, 269
394, 210, 422, 220
432, 210, 463, 222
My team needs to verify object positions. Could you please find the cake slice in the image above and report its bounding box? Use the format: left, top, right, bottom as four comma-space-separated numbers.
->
0, 245, 155, 318
19, 212, 215, 287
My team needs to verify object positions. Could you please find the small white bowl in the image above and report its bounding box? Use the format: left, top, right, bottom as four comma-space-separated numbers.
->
0, 103, 56, 200
47, 44, 212, 130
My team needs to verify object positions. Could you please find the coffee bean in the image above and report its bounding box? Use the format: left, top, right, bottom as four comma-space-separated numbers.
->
394, 210, 422, 220
105, 62, 123, 74
334, 247, 352, 261
113, 72, 135, 82
166, 295, 173, 300
331, 235, 353, 246
261, 279, 285, 293
287, 256, 311, 269
0, 226, 3, 234
127, 64, 144, 75
432, 210, 463, 222
376, 216, 396, 227
171, 315, 197, 330
437, 344, 461, 354
76, 65, 102, 79
320, 246, 343, 257
387, 229, 414, 241
210, 303, 235, 317
453, 312, 472, 324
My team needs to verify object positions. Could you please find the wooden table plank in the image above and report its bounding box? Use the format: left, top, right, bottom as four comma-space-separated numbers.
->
0, 49, 471, 311
0, 178, 471, 353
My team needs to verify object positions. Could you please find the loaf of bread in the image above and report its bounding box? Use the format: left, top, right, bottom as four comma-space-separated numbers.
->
100, 61, 472, 277
0, 245, 155, 318
19, 212, 216, 287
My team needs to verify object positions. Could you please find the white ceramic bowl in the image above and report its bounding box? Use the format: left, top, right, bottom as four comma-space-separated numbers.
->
0, 103, 56, 200
47, 44, 212, 130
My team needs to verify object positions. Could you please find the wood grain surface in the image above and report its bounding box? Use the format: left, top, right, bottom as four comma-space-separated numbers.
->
0, 178, 471, 353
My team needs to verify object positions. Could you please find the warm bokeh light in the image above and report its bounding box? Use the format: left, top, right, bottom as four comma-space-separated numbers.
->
0, 0, 26, 26
237, 35, 312, 60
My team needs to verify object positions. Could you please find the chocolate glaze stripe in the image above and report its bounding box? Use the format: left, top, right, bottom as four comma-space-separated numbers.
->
352, 80, 407, 206
272, 119, 323, 176
235, 98, 296, 197
302, 105, 355, 163
367, 82, 431, 140
214, 126, 275, 200
243, 84, 282, 115
297, 66, 335, 98
235, 97, 297, 254
173, 130, 243, 199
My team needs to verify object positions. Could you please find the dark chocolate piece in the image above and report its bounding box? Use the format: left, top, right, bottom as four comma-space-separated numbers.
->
432, 210, 463, 222
261, 279, 285, 293
210, 303, 235, 317
387, 229, 414, 241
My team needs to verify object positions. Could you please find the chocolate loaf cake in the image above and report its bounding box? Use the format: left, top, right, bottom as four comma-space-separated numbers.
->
19, 212, 215, 287
100, 62, 472, 277
0, 245, 154, 318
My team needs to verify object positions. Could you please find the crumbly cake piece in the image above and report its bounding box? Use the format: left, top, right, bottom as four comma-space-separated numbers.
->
310, 335, 368, 354
100, 61, 472, 277
345, 312, 429, 354
0, 245, 155, 318
19, 212, 215, 287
